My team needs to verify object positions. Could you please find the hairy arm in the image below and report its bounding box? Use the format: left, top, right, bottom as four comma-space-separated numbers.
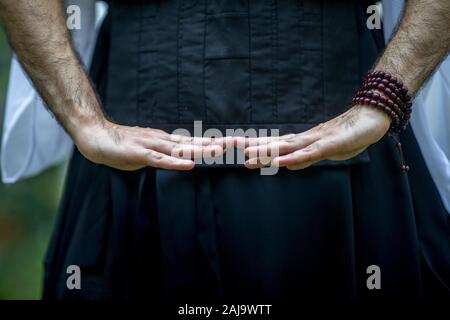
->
0, 0, 102, 136
0, 0, 224, 170
376, 0, 450, 94
244, 0, 450, 170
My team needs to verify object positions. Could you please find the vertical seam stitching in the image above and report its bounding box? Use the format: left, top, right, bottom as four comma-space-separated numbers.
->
177, 0, 183, 122
271, 0, 278, 120
150, 14, 155, 124
137, 1, 143, 125
321, 0, 326, 120
203, 0, 208, 122
298, 0, 303, 122
248, 0, 253, 123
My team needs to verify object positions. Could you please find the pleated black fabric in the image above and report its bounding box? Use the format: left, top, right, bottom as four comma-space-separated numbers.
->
105, 0, 362, 135
42, 0, 450, 301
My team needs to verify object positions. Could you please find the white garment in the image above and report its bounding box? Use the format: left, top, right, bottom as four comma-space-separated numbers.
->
0, 1, 107, 183
383, 0, 450, 213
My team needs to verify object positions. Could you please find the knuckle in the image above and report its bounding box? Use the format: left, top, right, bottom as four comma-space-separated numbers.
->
147, 150, 163, 162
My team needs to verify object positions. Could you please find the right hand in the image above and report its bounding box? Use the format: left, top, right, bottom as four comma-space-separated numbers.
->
72, 120, 229, 171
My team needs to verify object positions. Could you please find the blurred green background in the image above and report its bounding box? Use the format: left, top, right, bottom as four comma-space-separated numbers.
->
0, 28, 65, 299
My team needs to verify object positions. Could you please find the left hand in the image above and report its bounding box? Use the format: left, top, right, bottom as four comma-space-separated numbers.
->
237, 105, 392, 170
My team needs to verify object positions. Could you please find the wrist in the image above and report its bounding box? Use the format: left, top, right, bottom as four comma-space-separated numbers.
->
60, 84, 109, 143
67, 107, 109, 147
353, 104, 392, 133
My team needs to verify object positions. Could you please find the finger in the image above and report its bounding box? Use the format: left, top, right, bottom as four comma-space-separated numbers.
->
166, 135, 234, 155
142, 138, 199, 158
244, 156, 273, 169
166, 134, 228, 147
284, 146, 366, 170
285, 161, 315, 171
201, 136, 235, 150
326, 146, 367, 161
220, 136, 236, 150
144, 149, 195, 170
235, 134, 296, 148
171, 143, 224, 159
136, 127, 228, 151
236, 122, 329, 149
285, 146, 367, 170
234, 136, 276, 149
273, 139, 336, 168
145, 138, 224, 159
245, 134, 319, 158
275, 134, 369, 170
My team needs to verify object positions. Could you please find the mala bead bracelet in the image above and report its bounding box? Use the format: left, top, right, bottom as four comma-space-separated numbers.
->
361, 80, 413, 119
366, 71, 413, 112
350, 71, 414, 172
361, 82, 407, 113
351, 70, 413, 133
354, 90, 404, 120
352, 91, 401, 128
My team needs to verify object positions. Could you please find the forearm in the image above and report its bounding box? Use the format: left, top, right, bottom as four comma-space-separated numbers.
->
0, 0, 105, 139
375, 0, 450, 95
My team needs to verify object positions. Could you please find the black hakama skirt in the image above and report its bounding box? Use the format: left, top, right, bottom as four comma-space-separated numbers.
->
42, 124, 450, 301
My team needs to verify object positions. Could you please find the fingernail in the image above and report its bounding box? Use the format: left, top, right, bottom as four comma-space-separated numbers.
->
272, 157, 281, 166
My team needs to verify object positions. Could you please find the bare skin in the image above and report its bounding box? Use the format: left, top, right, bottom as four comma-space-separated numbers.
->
0, 0, 228, 171
242, 0, 450, 170
1, 0, 449, 171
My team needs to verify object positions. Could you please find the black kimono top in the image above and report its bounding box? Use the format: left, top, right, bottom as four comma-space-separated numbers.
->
92, 0, 383, 164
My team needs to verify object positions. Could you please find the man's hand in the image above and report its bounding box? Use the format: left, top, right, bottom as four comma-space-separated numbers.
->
239, 105, 391, 170
239, 0, 450, 170
73, 120, 229, 171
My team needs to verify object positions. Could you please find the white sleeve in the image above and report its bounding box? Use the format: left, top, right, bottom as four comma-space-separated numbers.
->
1, 0, 108, 184
383, 0, 450, 213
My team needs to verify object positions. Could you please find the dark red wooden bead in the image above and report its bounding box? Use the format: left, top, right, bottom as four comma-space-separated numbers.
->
358, 71, 413, 133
